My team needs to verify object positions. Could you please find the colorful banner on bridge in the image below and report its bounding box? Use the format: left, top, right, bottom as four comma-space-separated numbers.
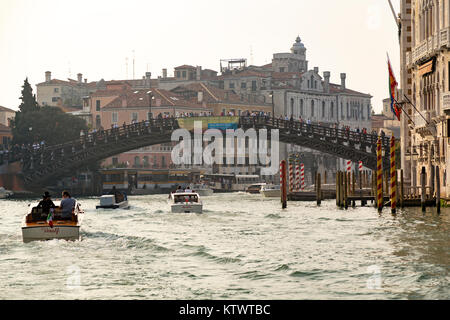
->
177, 116, 239, 131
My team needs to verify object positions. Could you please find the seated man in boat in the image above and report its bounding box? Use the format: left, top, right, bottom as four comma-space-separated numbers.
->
37, 191, 56, 217
59, 191, 76, 221
109, 186, 124, 203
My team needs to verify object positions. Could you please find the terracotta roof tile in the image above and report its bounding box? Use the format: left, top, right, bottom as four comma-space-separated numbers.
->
271, 72, 303, 80
102, 88, 207, 110
218, 70, 269, 80
174, 65, 196, 70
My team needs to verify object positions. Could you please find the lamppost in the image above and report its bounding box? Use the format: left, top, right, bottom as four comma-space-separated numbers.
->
269, 91, 274, 117
147, 90, 154, 119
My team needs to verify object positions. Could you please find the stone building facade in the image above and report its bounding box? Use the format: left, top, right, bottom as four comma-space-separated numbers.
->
213, 37, 372, 179
403, 0, 450, 197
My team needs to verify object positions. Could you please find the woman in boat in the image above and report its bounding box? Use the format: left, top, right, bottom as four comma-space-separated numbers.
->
37, 191, 56, 215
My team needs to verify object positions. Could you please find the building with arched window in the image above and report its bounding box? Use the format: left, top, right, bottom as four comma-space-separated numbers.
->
401, 0, 450, 197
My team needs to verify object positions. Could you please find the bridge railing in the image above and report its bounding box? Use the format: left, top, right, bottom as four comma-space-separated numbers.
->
0, 117, 179, 166
1, 115, 391, 166
238, 116, 390, 148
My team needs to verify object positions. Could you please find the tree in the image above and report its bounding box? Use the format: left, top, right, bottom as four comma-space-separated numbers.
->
12, 106, 87, 145
18, 78, 39, 113
11, 79, 88, 146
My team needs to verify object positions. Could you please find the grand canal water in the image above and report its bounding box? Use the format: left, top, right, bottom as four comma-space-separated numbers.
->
0, 193, 449, 300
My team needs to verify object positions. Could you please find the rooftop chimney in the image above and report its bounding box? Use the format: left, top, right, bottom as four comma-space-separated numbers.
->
196, 66, 202, 81
323, 71, 330, 93
145, 72, 151, 80
45, 71, 51, 82
84, 78, 87, 83
162, 69, 167, 79
340, 73, 346, 90
314, 67, 319, 74
77, 73, 83, 84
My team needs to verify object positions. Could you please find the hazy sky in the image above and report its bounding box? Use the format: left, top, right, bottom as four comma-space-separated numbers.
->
0, 0, 400, 113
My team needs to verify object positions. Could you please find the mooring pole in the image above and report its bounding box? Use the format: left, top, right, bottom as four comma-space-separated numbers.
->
436, 166, 441, 214
390, 137, 397, 215
400, 169, 404, 208
359, 167, 363, 206
336, 171, 340, 207
372, 170, 376, 206
344, 171, 348, 210
317, 173, 321, 206
421, 167, 426, 212
341, 171, 345, 208
352, 171, 356, 196
377, 138, 383, 213
280, 160, 287, 209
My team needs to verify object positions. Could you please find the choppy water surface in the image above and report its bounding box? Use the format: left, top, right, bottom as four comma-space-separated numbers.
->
0, 193, 449, 299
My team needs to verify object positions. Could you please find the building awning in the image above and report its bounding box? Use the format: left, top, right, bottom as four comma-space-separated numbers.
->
418, 58, 435, 77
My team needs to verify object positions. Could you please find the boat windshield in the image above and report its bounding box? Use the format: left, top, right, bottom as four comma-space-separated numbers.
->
174, 194, 199, 203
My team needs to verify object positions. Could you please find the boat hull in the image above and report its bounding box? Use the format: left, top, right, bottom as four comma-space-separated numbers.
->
22, 224, 80, 243
261, 189, 281, 198
96, 200, 129, 209
171, 203, 203, 213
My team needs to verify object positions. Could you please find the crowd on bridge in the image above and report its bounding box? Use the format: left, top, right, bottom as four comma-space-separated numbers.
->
0, 112, 388, 167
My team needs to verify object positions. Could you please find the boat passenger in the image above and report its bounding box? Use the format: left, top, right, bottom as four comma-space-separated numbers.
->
184, 186, 193, 193
109, 186, 124, 203
175, 186, 184, 193
37, 191, 56, 215
59, 191, 76, 221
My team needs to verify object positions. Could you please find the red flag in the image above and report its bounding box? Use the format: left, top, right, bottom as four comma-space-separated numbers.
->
387, 55, 401, 121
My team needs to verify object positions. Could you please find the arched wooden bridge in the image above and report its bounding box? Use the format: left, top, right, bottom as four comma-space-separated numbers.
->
0, 116, 391, 189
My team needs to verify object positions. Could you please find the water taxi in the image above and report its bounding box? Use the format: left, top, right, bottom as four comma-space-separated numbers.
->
96, 192, 129, 209
0, 186, 13, 199
169, 191, 203, 213
260, 184, 281, 198
246, 183, 267, 194
189, 183, 214, 196
22, 201, 84, 243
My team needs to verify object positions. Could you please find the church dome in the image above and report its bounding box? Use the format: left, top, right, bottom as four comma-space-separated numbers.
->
291, 36, 305, 53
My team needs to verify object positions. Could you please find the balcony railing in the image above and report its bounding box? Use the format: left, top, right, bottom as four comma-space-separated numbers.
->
414, 110, 436, 128
411, 28, 450, 65
441, 27, 449, 47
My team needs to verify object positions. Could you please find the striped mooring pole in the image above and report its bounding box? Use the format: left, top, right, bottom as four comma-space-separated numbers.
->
300, 163, 305, 191
359, 161, 363, 172
295, 161, 300, 192
347, 160, 352, 173
376, 137, 383, 212
289, 160, 294, 193
390, 137, 397, 214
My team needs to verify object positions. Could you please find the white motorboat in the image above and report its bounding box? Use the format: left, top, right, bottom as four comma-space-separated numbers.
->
96, 193, 129, 209
246, 183, 267, 194
169, 191, 203, 213
260, 184, 281, 198
189, 183, 214, 197
0, 187, 13, 199
22, 201, 84, 243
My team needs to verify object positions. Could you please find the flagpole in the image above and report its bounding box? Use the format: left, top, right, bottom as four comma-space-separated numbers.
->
393, 97, 415, 125
401, 93, 430, 125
